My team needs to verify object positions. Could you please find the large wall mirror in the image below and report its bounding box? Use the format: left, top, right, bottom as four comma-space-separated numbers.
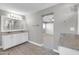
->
1, 14, 25, 32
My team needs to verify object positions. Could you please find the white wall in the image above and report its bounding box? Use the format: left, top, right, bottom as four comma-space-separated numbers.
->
39, 3, 77, 49
26, 13, 43, 44
26, 3, 78, 50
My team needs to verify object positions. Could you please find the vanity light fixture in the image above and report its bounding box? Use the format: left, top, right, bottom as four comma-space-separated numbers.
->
7, 13, 22, 20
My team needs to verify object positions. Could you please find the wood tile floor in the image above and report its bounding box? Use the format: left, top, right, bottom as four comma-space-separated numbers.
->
0, 42, 59, 55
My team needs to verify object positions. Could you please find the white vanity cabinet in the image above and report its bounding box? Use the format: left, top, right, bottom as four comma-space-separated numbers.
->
2, 35, 13, 50
2, 32, 28, 50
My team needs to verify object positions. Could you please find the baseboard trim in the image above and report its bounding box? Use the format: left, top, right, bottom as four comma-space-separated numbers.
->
28, 41, 43, 47
53, 49, 59, 53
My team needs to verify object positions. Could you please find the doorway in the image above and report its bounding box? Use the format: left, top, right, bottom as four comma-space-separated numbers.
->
42, 13, 55, 49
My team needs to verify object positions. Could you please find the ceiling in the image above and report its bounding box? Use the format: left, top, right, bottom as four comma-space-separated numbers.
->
0, 3, 57, 15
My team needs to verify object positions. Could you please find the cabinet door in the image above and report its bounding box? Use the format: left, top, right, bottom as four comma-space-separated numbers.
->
12, 34, 18, 46
12, 33, 28, 45
2, 35, 13, 50
20, 33, 28, 43
12, 34, 22, 45
2, 33, 28, 50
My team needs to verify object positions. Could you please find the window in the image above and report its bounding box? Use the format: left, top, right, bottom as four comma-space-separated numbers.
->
43, 23, 46, 29
42, 13, 54, 35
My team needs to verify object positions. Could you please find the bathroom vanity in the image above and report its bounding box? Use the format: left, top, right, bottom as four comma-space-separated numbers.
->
1, 31, 28, 50
0, 14, 28, 50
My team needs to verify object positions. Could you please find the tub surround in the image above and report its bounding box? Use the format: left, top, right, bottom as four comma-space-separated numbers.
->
59, 33, 79, 50
58, 33, 79, 55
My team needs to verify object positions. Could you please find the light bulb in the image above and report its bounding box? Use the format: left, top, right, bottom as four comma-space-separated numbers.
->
70, 27, 75, 31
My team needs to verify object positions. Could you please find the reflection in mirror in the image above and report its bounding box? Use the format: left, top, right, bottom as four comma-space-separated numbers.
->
1, 16, 25, 32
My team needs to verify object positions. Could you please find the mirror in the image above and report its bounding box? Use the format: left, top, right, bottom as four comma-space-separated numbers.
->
1, 16, 25, 32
